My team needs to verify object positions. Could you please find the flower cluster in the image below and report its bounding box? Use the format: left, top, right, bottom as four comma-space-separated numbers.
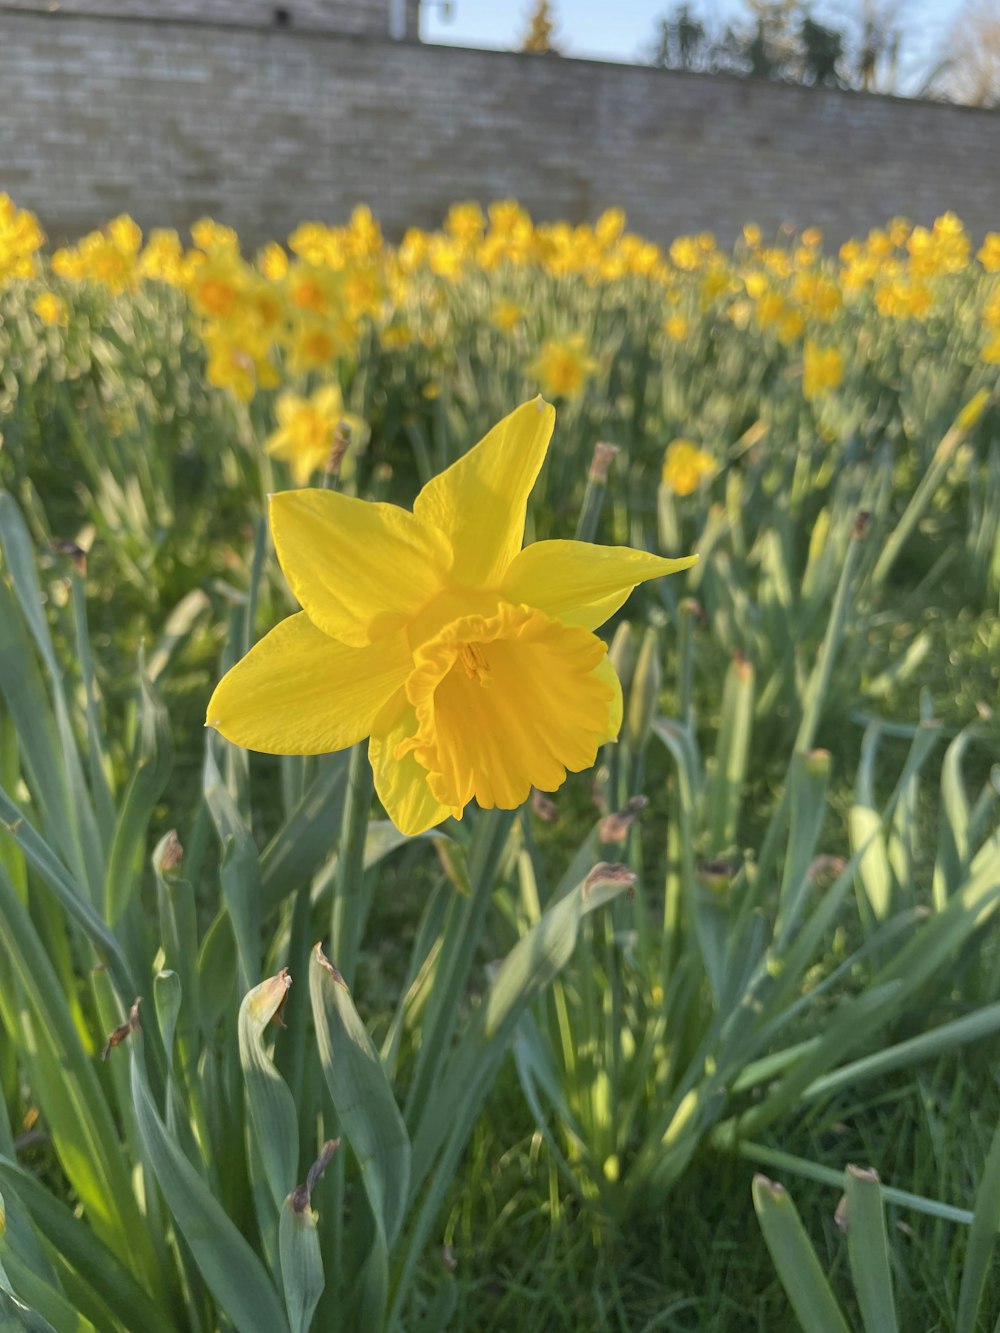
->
6, 200, 1000, 428
0, 194, 44, 283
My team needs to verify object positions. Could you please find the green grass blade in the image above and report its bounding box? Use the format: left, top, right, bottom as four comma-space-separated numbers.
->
104, 663, 173, 924
260, 754, 348, 911
0, 786, 135, 997
704, 653, 754, 856
203, 740, 262, 992
844, 1165, 898, 1333
956, 1113, 1000, 1333
735, 1143, 974, 1225
752, 1174, 850, 1333
776, 748, 831, 940
801, 1002, 1000, 1104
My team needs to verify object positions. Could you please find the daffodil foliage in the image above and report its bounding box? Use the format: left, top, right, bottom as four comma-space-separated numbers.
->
207, 398, 694, 833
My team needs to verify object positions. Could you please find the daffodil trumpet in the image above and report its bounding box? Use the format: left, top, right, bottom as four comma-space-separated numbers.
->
207, 398, 696, 835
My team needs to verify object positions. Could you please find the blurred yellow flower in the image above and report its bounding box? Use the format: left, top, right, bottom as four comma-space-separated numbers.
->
52, 216, 143, 294
207, 399, 696, 834
978, 233, 1000, 272
526, 334, 597, 399
444, 200, 486, 246
491, 299, 525, 333
670, 235, 705, 271
283, 316, 345, 375
802, 342, 843, 400
380, 322, 413, 350
257, 242, 289, 282
663, 313, 689, 342
662, 440, 715, 496
32, 291, 68, 327
138, 229, 185, 284
190, 218, 240, 255
0, 195, 44, 282
202, 319, 279, 402
265, 384, 367, 486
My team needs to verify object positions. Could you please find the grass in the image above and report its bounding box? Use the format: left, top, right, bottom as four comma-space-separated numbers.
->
441, 1050, 1000, 1331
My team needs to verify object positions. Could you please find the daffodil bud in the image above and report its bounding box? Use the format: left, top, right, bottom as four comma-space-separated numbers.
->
607, 621, 637, 700
244, 968, 292, 1029
627, 627, 661, 748
153, 829, 184, 875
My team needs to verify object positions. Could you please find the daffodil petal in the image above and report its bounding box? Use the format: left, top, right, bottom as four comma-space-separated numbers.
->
412, 397, 555, 587
404, 604, 615, 811
501, 540, 698, 630
593, 653, 624, 739
369, 691, 453, 836
269, 489, 452, 647
206, 612, 412, 754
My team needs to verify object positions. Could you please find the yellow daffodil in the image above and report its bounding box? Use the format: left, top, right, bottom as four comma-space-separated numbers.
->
0, 195, 44, 282
207, 398, 695, 835
491, 299, 526, 333
32, 292, 68, 327
526, 334, 598, 400
265, 385, 367, 486
138, 229, 186, 284
661, 440, 715, 496
978, 233, 1000, 272
802, 341, 844, 400
52, 216, 143, 294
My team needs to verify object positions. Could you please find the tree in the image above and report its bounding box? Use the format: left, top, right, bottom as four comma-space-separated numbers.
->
933, 0, 1000, 106
799, 15, 844, 86
851, 0, 905, 93
520, 0, 560, 54
648, 0, 916, 94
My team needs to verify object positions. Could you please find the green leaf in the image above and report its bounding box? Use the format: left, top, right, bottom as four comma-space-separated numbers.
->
203, 740, 262, 992
752, 1175, 850, 1333
309, 947, 411, 1254
129, 1044, 289, 1333
278, 1141, 336, 1333
310, 942, 410, 1330
0, 865, 153, 1277
0, 1161, 173, 1333
238, 970, 299, 1212
957, 1112, 1000, 1333
844, 1166, 898, 1333
104, 663, 173, 923
704, 653, 754, 855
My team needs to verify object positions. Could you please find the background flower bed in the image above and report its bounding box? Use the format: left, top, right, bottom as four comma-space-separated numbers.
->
0, 197, 999, 1330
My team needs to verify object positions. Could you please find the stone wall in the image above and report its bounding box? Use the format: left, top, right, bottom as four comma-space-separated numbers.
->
0, 0, 419, 38
2, 7, 999, 248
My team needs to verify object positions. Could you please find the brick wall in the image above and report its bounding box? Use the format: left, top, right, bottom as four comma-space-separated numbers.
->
2, 8, 999, 248
0, 0, 419, 38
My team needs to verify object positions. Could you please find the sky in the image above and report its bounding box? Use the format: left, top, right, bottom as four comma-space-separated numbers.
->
420, 0, 965, 94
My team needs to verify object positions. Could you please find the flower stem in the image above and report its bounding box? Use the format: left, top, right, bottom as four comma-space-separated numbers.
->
329, 743, 374, 990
